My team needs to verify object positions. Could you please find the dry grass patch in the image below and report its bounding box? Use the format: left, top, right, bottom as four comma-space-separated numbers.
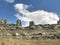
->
0, 37, 60, 45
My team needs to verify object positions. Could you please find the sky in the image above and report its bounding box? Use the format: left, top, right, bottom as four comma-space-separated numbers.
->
0, 0, 60, 27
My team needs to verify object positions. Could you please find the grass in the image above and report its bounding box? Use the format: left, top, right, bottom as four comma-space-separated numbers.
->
0, 29, 59, 33
0, 37, 60, 45
0, 29, 60, 45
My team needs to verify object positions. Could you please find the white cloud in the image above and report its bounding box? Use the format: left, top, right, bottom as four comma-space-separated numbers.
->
5, 0, 15, 3
14, 3, 59, 27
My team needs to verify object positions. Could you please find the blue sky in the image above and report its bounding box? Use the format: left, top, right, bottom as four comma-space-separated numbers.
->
0, 0, 60, 24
